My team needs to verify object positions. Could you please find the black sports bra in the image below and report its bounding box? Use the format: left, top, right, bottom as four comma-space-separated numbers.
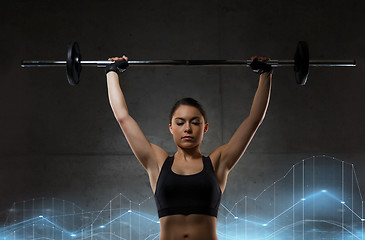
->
154, 155, 222, 218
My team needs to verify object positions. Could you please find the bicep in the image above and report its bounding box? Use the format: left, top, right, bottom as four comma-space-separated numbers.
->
118, 115, 168, 171
213, 116, 260, 171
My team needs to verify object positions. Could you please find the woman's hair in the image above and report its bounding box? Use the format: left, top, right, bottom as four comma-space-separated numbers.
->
169, 97, 207, 124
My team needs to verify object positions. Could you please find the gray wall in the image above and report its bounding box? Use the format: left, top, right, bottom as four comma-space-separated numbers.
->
1, 0, 364, 220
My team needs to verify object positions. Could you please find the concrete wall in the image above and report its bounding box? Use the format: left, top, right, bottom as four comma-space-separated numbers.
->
1, 0, 364, 220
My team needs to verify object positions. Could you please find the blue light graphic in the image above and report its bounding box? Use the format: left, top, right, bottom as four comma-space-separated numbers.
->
0, 155, 363, 239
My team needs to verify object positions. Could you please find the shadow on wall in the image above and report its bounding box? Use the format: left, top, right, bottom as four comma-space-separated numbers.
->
0, 155, 364, 239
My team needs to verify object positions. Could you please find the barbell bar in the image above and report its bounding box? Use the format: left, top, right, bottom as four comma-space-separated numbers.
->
21, 59, 356, 67
20, 41, 356, 86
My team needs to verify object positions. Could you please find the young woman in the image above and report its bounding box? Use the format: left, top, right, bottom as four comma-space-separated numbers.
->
105, 56, 272, 240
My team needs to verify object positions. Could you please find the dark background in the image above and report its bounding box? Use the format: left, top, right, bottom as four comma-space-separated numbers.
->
1, 0, 364, 222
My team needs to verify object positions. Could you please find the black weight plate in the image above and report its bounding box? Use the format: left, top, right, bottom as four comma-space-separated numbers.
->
294, 41, 309, 85
66, 42, 82, 85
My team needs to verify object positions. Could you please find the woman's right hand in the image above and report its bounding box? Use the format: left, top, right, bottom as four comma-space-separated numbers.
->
105, 55, 129, 75
108, 55, 129, 62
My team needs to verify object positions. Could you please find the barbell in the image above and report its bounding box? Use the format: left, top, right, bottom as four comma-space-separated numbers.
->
21, 41, 356, 86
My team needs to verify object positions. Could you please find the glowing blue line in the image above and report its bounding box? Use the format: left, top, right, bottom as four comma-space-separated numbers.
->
1, 155, 363, 240
262, 219, 362, 240
130, 211, 159, 223
352, 166, 364, 202
252, 190, 364, 228
143, 232, 160, 240
343, 203, 364, 220
138, 195, 154, 205
220, 203, 237, 218
98, 211, 130, 227
0, 216, 41, 231
263, 199, 303, 225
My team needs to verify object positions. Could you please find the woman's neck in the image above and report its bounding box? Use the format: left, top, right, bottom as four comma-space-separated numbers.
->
175, 147, 202, 161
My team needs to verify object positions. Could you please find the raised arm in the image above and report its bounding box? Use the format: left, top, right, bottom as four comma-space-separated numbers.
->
211, 57, 272, 172
106, 57, 168, 172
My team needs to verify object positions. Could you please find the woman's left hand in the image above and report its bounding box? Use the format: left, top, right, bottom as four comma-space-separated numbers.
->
251, 56, 271, 62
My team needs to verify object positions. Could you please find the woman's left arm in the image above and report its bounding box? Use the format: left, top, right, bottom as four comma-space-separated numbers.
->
211, 70, 272, 172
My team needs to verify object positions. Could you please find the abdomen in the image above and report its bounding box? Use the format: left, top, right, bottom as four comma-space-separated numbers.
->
159, 214, 218, 240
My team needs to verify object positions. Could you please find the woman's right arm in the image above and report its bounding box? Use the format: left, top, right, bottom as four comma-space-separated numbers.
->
106, 61, 168, 172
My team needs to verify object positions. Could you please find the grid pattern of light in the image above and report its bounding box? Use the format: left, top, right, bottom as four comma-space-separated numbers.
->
0, 155, 363, 239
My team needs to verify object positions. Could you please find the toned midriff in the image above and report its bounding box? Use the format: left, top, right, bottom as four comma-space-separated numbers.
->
158, 214, 218, 240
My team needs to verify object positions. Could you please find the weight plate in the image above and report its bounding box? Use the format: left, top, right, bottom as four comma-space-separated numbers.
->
66, 42, 82, 85
294, 41, 309, 85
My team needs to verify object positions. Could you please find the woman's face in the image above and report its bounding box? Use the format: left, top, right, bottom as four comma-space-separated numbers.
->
169, 105, 208, 150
